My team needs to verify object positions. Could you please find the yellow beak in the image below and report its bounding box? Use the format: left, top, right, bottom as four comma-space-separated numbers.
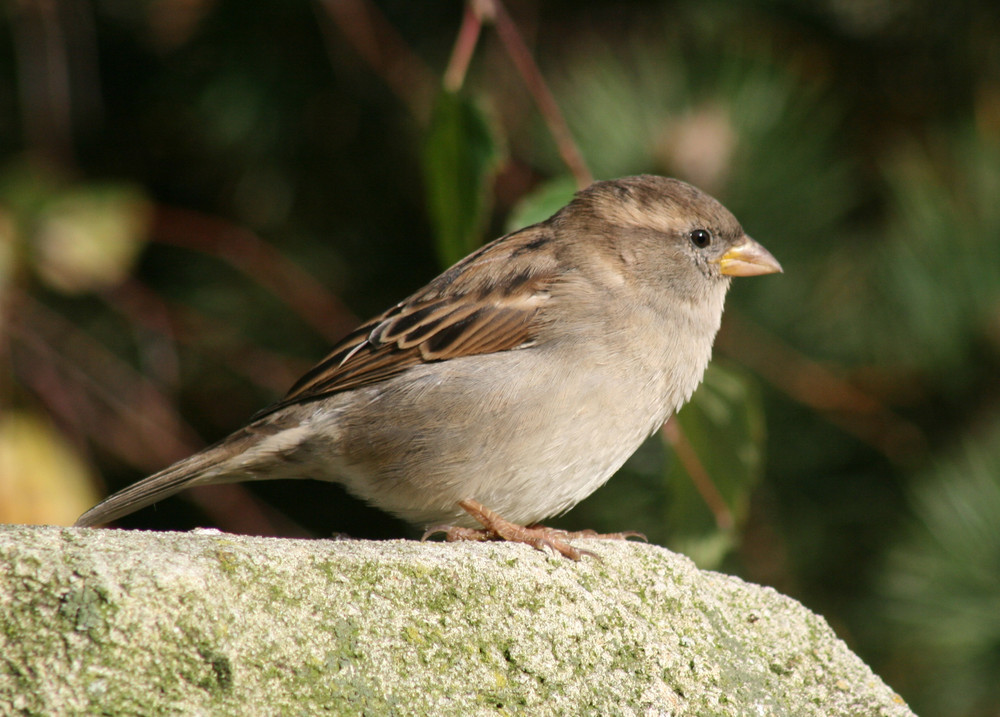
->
716, 236, 783, 277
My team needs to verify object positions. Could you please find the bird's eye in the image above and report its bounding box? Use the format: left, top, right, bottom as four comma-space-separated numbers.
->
689, 229, 712, 248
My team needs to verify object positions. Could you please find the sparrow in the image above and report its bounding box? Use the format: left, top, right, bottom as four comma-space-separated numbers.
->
75, 175, 782, 559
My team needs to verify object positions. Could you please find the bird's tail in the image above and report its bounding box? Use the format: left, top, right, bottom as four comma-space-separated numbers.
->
74, 426, 274, 527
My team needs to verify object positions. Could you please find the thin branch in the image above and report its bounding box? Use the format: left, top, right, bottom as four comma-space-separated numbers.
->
443, 2, 484, 93
9, 296, 201, 469
314, 0, 436, 122
12, 328, 186, 471
100, 278, 182, 391
152, 205, 358, 344
104, 278, 310, 396
11, 293, 311, 536
486, 0, 592, 187
662, 418, 735, 532
10, 329, 98, 460
717, 312, 928, 464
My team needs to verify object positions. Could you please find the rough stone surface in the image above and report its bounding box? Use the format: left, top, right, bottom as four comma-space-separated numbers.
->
0, 524, 912, 716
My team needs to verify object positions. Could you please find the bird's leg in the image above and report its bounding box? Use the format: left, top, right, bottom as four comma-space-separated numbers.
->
422, 499, 646, 561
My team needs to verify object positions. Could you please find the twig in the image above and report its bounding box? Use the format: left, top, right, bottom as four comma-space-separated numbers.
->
104, 278, 310, 395
717, 311, 927, 464
443, 2, 485, 92
9, 300, 200, 470
662, 418, 735, 532
101, 278, 182, 390
152, 204, 358, 344
11, 293, 312, 535
314, 0, 436, 122
486, 0, 592, 187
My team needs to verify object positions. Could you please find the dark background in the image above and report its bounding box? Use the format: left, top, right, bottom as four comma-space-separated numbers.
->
2, 1, 999, 714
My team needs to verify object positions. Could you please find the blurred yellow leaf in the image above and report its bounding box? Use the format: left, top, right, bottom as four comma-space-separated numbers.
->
33, 185, 151, 294
0, 411, 100, 526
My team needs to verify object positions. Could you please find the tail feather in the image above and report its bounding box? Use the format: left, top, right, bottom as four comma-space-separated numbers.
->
75, 427, 270, 527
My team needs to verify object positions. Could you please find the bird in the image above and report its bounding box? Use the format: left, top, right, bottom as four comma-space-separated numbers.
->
75, 175, 782, 559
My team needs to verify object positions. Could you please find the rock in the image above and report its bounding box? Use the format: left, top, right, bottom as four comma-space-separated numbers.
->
0, 524, 912, 716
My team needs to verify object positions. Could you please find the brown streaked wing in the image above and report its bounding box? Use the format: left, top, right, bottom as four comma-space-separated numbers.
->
254, 226, 561, 418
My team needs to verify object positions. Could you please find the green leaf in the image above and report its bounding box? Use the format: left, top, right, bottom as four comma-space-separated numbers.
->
421, 90, 503, 268
663, 363, 766, 566
505, 175, 578, 232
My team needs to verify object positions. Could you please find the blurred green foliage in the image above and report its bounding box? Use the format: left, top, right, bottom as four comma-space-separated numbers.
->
879, 418, 1000, 716
1, 1, 999, 715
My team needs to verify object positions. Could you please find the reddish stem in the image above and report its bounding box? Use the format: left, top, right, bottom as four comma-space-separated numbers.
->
662, 418, 735, 532
315, 0, 435, 121
444, 3, 484, 92
151, 205, 358, 344
486, 0, 592, 187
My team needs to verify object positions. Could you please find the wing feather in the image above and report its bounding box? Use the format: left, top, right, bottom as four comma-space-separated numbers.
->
254, 225, 561, 418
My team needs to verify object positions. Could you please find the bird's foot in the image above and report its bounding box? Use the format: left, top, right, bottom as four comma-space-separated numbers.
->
421, 499, 646, 561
